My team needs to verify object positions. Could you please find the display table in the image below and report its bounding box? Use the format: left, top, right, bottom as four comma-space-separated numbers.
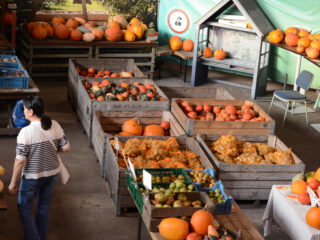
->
263, 185, 320, 240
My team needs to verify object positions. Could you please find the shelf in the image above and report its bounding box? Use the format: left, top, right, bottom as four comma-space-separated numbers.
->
200, 57, 254, 74
207, 22, 256, 34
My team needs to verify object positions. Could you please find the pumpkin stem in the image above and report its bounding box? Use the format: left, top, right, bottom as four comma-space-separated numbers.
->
133, 117, 140, 125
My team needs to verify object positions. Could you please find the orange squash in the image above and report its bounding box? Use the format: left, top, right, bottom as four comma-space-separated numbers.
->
297, 37, 311, 48
32, 26, 48, 40
296, 46, 305, 53
183, 39, 194, 51
291, 180, 308, 195
170, 35, 181, 45
90, 28, 104, 40
122, 119, 143, 136
159, 218, 189, 240
170, 39, 183, 51
299, 28, 310, 38
310, 40, 320, 50
66, 18, 79, 29
52, 16, 65, 26
129, 17, 141, 25
130, 24, 145, 40
70, 29, 83, 41
285, 27, 299, 35
285, 32, 300, 47
214, 49, 227, 60
268, 29, 285, 44
143, 125, 165, 136
306, 207, 320, 229
108, 21, 121, 29
124, 30, 136, 42
306, 47, 320, 59
55, 24, 70, 39
190, 207, 215, 236
105, 27, 123, 42
203, 47, 212, 58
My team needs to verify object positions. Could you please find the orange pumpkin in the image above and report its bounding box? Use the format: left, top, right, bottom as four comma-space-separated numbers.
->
310, 40, 320, 50
130, 24, 145, 40
296, 46, 305, 53
90, 28, 104, 40
159, 218, 189, 240
306, 47, 320, 59
160, 121, 170, 130
122, 119, 143, 136
70, 29, 83, 41
105, 27, 123, 42
268, 29, 285, 44
170, 35, 181, 45
32, 26, 48, 40
55, 24, 70, 39
298, 28, 310, 38
170, 39, 183, 51
52, 16, 65, 26
203, 47, 212, 58
190, 208, 215, 236
285, 27, 299, 35
143, 125, 165, 136
315, 168, 320, 182
108, 21, 121, 29
129, 17, 141, 25
291, 180, 308, 195
297, 37, 311, 48
285, 32, 300, 47
214, 49, 227, 60
306, 207, 320, 229
27, 22, 38, 34
183, 39, 194, 51
66, 18, 79, 29
124, 30, 136, 42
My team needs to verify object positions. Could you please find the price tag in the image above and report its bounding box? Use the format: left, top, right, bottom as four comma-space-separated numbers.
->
143, 170, 152, 191
114, 137, 120, 151
128, 158, 136, 181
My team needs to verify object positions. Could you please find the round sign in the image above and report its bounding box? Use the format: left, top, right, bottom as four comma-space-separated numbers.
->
168, 9, 190, 34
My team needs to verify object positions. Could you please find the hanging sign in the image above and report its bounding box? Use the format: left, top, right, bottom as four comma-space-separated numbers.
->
168, 9, 190, 34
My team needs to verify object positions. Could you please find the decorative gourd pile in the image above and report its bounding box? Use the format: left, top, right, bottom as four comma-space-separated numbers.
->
118, 119, 170, 136
76, 66, 134, 78
0, 165, 5, 193
27, 15, 154, 42
83, 80, 166, 101
110, 137, 204, 169
169, 35, 194, 52
179, 101, 266, 122
267, 27, 320, 59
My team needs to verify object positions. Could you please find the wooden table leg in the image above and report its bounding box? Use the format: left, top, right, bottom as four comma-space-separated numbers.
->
184, 60, 188, 82
137, 214, 142, 240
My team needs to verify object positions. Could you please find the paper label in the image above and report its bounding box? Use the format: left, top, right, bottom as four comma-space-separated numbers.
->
128, 158, 136, 181
143, 170, 152, 191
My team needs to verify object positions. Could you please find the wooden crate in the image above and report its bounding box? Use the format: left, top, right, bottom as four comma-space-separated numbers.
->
104, 136, 215, 216
68, 58, 145, 108
171, 98, 275, 136
76, 78, 170, 140
91, 110, 186, 170
197, 134, 306, 200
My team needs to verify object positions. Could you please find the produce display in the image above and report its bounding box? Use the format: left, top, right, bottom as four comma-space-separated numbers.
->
188, 171, 216, 188
0, 69, 26, 77
27, 15, 155, 42
178, 100, 266, 122
169, 35, 194, 52
207, 189, 226, 204
110, 137, 204, 169
150, 193, 202, 208
83, 80, 166, 101
118, 119, 170, 136
77, 66, 135, 78
267, 27, 320, 59
210, 135, 295, 165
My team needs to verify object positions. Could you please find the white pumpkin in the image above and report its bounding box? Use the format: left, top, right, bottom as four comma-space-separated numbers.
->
82, 32, 95, 42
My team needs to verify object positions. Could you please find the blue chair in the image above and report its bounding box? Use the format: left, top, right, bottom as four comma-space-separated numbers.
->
268, 70, 314, 126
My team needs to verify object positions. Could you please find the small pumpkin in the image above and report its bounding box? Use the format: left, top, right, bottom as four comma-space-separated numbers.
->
159, 217, 189, 240
66, 18, 79, 29
82, 32, 96, 42
124, 30, 136, 42
160, 121, 170, 130
32, 26, 48, 40
90, 28, 104, 40
285, 32, 300, 47
268, 29, 285, 44
305, 47, 320, 59
298, 28, 310, 38
43, 24, 54, 38
183, 39, 194, 51
291, 180, 308, 194
52, 16, 65, 26
297, 37, 311, 48
70, 29, 83, 41
129, 17, 141, 25
122, 119, 143, 136
285, 27, 299, 35
170, 35, 182, 45
306, 207, 320, 229
310, 40, 320, 50
105, 27, 123, 42
55, 24, 70, 40
130, 24, 145, 40
170, 39, 183, 51
190, 206, 215, 236
203, 47, 212, 58
296, 46, 305, 53
143, 125, 165, 136
214, 49, 227, 60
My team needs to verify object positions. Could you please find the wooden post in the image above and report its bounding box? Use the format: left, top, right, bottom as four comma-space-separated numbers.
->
81, 0, 88, 21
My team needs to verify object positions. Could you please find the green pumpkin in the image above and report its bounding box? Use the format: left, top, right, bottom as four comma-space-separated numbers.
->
140, 94, 150, 101
101, 85, 111, 94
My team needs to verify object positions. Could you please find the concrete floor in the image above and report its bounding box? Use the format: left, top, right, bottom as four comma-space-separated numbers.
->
1, 61, 319, 240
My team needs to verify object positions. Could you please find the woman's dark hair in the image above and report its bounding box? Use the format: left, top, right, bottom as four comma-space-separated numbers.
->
23, 96, 52, 130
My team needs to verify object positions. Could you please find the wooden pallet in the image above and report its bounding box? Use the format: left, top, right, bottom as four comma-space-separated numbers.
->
104, 136, 215, 216
68, 58, 145, 109
91, 110, 186, 170
171, 99, 275, 136
197, 134, 305, 200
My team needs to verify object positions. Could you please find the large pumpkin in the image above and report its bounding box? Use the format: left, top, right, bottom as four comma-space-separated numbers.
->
130, 24, 145, 40
306, 207, 320, 229
105, 27, 123, 42
183, 39, 194, 51
66, 18, 79, 29
170, 39, 183, 51
159, 218, 189, 240
285, 32, 300, 47
32, 26, 48, 40
109, 15, 128, 29
214, 49, 227, 60
122, 119, 143, 136
52, 16, 65, 26
70, 29, 83, 41
268, 29, 285, 44
203, 47, 212, 58
55, 24, 70, 39
143, 125, 165, 136
190, 208, 215, 236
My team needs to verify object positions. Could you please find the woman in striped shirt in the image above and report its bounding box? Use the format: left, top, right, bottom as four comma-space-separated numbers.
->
8, 95, 71, 240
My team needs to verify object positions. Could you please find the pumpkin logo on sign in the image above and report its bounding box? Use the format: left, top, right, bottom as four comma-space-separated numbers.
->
168, 9, 190, 34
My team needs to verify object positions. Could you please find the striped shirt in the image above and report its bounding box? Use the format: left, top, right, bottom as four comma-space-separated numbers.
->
16, 120, 70, 179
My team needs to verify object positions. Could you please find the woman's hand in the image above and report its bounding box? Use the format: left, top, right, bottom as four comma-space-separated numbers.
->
8, 182, 19, 194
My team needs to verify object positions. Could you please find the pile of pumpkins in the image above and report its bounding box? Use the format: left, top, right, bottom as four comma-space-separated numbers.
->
159, 207, 236, 240
118, 118, 170, 136
169, 35, 194, 52
291, 168, 320, 230
268, 27, 320, 59
0, 165, 5, 193
27, 15, 154, 42
76, 66, 134, 78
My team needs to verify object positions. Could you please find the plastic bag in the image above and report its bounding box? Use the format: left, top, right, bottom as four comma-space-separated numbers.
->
12, 99, 28, 128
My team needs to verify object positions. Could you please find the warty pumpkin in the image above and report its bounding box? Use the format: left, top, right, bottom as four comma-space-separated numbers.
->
90, 28, 104, 40
190, 207, 215, 236
159, 217, 189, 240
122, 119, 143, 136
143, 125, 165, 136
109, 15, 128, 29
